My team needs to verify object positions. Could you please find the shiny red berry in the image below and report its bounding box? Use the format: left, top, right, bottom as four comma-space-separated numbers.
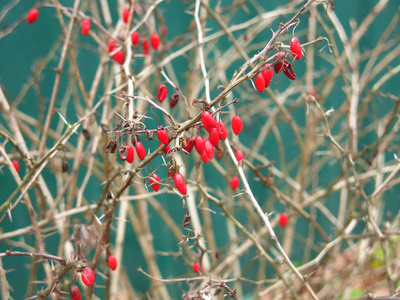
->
11, 160, 20, 172
173, 173, 187, 195
142, 38, 149, 55
81, 267, 95, 286
135, 141, 146, 160
108, 255, 118, 271
261, 64, 273, 88
184, 138, 195, 154
161, 143, 171, 154
192, 262, 200, 273
254, 73, 265, 93
209, 128, 220, 147
81, 19, 91, 36
273, 52, 284, 74
290, 37, 302, 60
282, 60, 296, 80
231, 176, 240, 190
108, 40, 117, 52
231, 116, 243, 135
27, 9, 39, 24
149, 173, 161, 192
204, 140, 214, 159
157, 84, 167, 102
122, 8, 130, 23
112, 50, 124, 64
157, 126, 169, 144
195, 136, 205, 155
119, 145, 134, 163
169, 93, 179, 108
279, 213, 288, 227
131, 32, 140, 46
201, 111, 217, 129
70, 284, 82, 300
150, 33, 160, 50
201, 152, 209, 163
235, 149, 244, 162
216, 122, 227, 141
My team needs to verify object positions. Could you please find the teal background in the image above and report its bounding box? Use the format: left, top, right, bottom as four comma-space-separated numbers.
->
1, 0, 400, 299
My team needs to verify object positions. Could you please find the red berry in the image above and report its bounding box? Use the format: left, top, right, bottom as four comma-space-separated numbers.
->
150, 33, 160, 50
11, 160, 20, 172
112, 50, 124, 64
149, 173, 161, 192
290, 37, 302, 60
119, 145, 134, 163
173, 173, 187, 195
201, 152, 209, 163
108, 40, 118, 52
235, 149, 244, 162
201, 111, 217, 129
70, 284, 82, 300
108, 255, 118, 271
282, 60, 296, 80
231, 116, 243, 135
273, 52, 284, 74
157, 126, 169, 144
279, 213, 288, 227
27, 9, 39, 24
135, 141, 146, 160
195, 136, 205, 155
81, 19, 91, 36
209, 128, 220, 147
216, 122, 227, 141
192, 262, 200, 273
161, 143, 171, 154
231, 176, 240, 190
122, 8, 130, 23
261, 64, 273, 88
254, 73, 265, 93
169, 93, 179, 108
184, 138, 195, 154
157, 84, 167, 102
204, 139, 214, 159
131, 32, 140, 46
142, 38, 149, 55
81, 267, 95, 286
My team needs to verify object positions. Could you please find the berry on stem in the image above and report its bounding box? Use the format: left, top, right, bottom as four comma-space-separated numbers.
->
231, 176, 240, 190
120, 145, 134, 163
150, 33, 160, 50
235, 149, 244, 162
201, 152, 209, 163
173, 173, 187, 195
194, 136, 205, 155
157, 84, 167, 102
279, 213, 288, 227
290, 37, 302, 60
204, 139, 214, 159
273, 52, 284, 74
169, 93, 179, 108
108, 255, 118, 271
81, 19, 91, 36
157, 126, 169, 144
231, 116, 243, 135
209, 128, 220, 147
254, 73, 265, 93
184, 138, 195, 154
217, 122, 227, 140
27, 9, 39, 24
122, 8, 130, 23
192, 262, 200, 273
70, 284, 82, 300
282, 60, 296, 80
11, 160, 20, 172
261, 64, 273, 88
201, 111, 217, 129
131, 32, 140, 46
81, 267, 95, 286
161, 143, 171, 154
135, 141, 146, 160
149, 173, 161, 192
108, 40, 118, 52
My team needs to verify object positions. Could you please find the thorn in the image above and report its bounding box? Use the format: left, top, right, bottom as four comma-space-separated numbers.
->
7, 209, 12, 223
56, 111, 69, 125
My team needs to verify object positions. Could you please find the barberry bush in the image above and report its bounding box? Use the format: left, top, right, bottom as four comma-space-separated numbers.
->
1, 0, 400, 299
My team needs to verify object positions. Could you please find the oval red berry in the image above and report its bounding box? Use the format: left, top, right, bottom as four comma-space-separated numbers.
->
122, 8, 130, 23
261, 64, 273, 88
192, 262, 200, 273
70, 284, 82, 300
131, 32, 140, 46
290, 37, 302, 60
27, 9, 39, 24
279, 213, 288, 227
204, 140, 214, 159
81, 19, 91, 36
201, 152, 209, 163
108, 40, 118, 52
81, 267, 95, 286
157, 84, 167, 102
209, 128, 220, 147
112, 50, 124, 64
108, 255, 118, 271
254, 73, 265, 93
150, 33, 160, 50
195, 136, 205, 155
231, 116, 243, 135
201, 111, 217, 129
231, 176, 240, 190
184, 138, 195, 154
157, 127, 169, 145
11, 160, 20, 172
216, 122, 227, 140
135, 141, 146, 160
125, 145, 134, 163
173, 173, 187, 195
149, 173, 161, 192
235, 149, 244, 162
